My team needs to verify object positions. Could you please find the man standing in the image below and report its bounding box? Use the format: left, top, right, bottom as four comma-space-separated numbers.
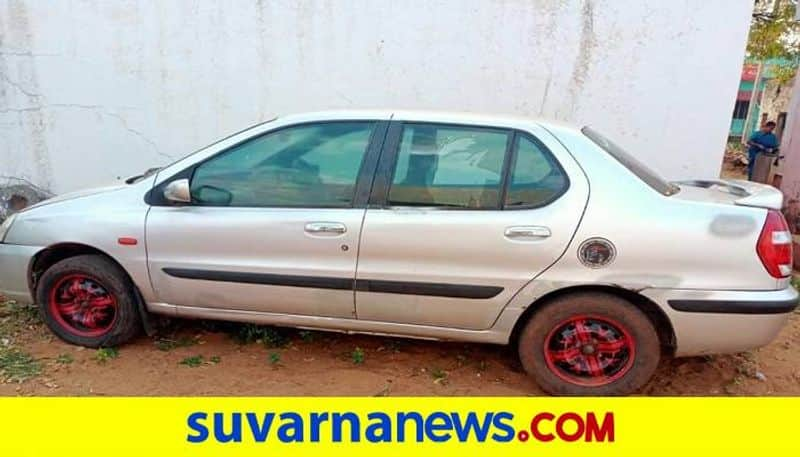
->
747, 121, 779, 180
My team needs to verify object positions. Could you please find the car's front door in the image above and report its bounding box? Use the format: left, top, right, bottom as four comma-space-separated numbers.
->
146, 120, 387, 318
354, 120, 589, 329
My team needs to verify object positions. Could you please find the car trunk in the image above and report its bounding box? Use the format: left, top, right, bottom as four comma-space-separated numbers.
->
672, 179, 784, 210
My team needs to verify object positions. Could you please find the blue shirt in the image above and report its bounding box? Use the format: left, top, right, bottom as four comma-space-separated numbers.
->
748, 131, 778, 156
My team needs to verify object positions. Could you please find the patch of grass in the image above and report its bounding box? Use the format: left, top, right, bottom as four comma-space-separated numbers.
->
154, 335, 199, 351
262, 328, 289, 348
94, 347, 119, 364
381, 339, 403, 353
0, 348, 42, 383
232, 324, 263, 344
55, 353, 74, 365
431, 368, 449, 385
0, 301, 40, 338
180, 355, 221, 367
791, 276, 800, 291
180, 355, 204, 368
3, 301, 39, 323
233, 324, 289, 348
298, 330, 315, 343
268, 352, 282, 366
351, 347, 365, 365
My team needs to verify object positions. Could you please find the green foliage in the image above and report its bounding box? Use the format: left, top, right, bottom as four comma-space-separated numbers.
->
233, 324, 289, 348
727, 140, 744, 153
298, 330, 315, 343
431, 368, 448, 385
351, 347, 365, 365
262, 328, 290, 348
55, 353, 74, 365
179, 355, 220, 367
0, 301, 41, 338
748, 1, 799, 84
179, 355, 203, 368
0, 348, 41, 382
268, 352, 282, 366
154, 335, 199, 351
749, 1, 799, 60
773, 63, 798, 84
94, 347, 119, 364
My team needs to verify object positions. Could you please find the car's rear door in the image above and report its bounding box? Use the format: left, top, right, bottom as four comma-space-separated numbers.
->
146, 119, 388, 318
354, 118, 589, 329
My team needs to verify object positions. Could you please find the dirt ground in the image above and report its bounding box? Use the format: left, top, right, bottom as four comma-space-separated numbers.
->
1, 297, 799, 396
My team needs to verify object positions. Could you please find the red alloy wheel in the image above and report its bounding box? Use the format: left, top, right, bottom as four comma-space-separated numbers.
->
543, 315, 635, 387
48, 274, 119, 338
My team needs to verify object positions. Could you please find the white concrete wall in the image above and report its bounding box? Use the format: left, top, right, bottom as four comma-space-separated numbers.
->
1, 0, 753, 193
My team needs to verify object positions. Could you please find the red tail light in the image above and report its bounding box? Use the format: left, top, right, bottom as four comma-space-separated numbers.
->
756, 210, 793, 278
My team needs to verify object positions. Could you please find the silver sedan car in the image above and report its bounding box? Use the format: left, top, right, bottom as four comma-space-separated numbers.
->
1, 110, 796, 395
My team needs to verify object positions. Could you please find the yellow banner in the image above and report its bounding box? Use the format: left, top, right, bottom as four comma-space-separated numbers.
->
0, 398, 796, 456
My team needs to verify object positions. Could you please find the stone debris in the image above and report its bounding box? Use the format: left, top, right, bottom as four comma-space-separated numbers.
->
0, 176, 52, 223
724, 146, 749, 167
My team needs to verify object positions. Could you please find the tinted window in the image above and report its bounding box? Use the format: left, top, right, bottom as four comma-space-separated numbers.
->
582, 127, 678, 196
191, 122, 373, 207
388, 124, 509, 208
505, 135, 568, 207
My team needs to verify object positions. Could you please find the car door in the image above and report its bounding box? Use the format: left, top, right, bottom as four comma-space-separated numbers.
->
146, 120, 388, 318
354, 120, 589, 329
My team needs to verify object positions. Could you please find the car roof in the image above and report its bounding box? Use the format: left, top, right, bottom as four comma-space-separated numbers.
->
275, 109, 580, 133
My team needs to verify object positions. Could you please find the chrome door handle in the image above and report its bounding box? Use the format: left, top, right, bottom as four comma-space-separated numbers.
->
304, 222, 347, 234
504, 226, 551, 239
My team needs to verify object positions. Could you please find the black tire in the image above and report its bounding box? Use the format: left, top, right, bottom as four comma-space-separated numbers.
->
518, 292, 660, 396
36, 254, 141, 348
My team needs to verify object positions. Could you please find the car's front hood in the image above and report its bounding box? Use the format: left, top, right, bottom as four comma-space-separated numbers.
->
22, 184, 128, 212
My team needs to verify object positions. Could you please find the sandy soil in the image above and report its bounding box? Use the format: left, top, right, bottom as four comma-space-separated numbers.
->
1, 302, 798, 396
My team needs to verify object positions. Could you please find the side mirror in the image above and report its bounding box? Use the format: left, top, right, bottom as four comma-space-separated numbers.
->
163, 179, 191, 204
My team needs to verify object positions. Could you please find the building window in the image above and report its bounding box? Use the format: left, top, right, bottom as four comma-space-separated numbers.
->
732, 100, 750, 119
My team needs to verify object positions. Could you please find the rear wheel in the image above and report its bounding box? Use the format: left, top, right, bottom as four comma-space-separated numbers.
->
36, 254, 141, 348
518, 292, 660, 395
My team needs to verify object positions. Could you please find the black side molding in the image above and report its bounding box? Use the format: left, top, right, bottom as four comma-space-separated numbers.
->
355, 278, 503, 299
162, 268, 503, 300
668, 298, 799, 315
162, 268, 353, 290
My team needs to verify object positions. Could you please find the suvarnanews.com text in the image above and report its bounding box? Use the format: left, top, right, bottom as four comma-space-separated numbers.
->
187, 410, 615, 444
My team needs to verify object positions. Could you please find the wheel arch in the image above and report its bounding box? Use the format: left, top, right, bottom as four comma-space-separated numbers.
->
28, 242, 156, 335
509, 284, 676, 353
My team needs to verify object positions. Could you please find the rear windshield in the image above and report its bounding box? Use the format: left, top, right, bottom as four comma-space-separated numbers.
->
582, 127, 679, 196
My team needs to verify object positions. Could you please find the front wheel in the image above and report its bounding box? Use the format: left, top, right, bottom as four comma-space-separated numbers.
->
518, 292, 660, 396
36, 254, 141, 348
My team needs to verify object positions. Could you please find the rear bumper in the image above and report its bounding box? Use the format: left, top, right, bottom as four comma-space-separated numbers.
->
0, 243, 40, 304
642, 286, 798, 357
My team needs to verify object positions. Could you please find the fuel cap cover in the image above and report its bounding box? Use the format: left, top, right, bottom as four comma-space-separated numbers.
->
578, 238, 616, 268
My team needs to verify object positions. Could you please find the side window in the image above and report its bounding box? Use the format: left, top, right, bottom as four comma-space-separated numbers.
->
190, 122, 373, 207
504, 135, 569, 207
388, 123, 509, 209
